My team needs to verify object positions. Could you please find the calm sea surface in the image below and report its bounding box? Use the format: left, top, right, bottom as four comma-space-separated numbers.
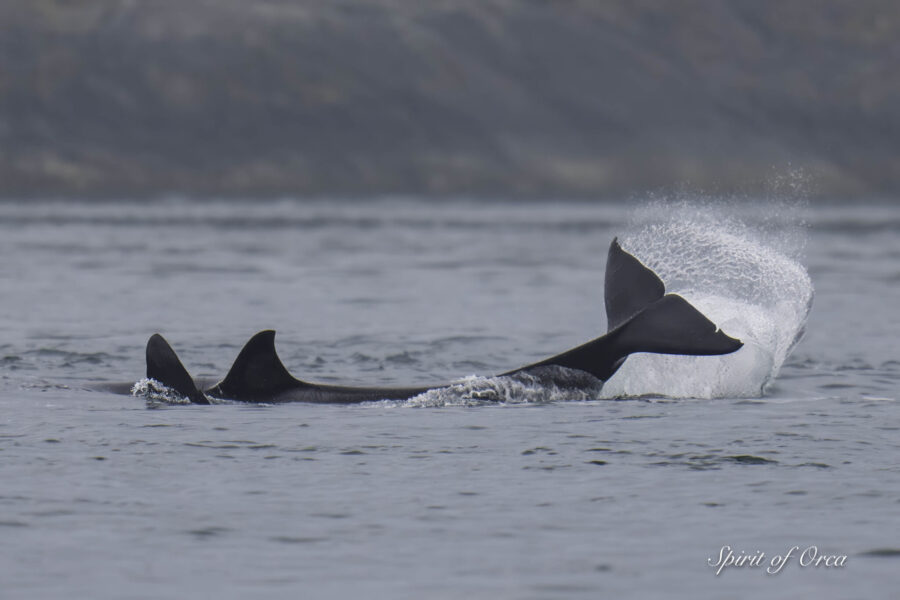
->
1, 199, 898, 599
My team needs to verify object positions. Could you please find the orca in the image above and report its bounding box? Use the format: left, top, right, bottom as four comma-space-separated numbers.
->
137, 239, 742, 404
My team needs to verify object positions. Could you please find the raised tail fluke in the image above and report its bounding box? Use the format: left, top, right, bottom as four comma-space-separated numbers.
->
510, 240, 742, 382
207, 330, 303, 402
514, 294, 742, 382
146, 334, 209, 404
604, 240, 742, 356
613, 294, 743, 356
604, 238, 665, 331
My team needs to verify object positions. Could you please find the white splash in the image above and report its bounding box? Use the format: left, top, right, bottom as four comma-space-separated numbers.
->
131, 378, 224, 407
601, 202, 813, 399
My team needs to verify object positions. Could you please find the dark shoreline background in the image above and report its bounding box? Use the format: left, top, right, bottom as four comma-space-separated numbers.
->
2, 1, 898, 200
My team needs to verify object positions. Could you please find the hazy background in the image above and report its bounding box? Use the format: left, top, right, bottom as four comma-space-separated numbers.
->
2, 0, 898, 200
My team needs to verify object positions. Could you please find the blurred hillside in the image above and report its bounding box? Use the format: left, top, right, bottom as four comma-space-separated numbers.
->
2, 0, 898, 199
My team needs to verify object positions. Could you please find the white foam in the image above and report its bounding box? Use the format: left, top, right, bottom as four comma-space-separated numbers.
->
369, 367, 603, 408
131, 378, 225, 406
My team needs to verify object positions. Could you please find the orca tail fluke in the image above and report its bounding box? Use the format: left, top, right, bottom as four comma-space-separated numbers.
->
604, 238, 742, 357
517, 293, 743, 382
604, 237, 666, 331
146, 334, 209, 404
207, 330, 303, 402
615, 294, 743, 357
511, 240, 742, 382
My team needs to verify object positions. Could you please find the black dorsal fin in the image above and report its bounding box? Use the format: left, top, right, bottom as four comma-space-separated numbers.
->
604, 238, 665, 331
146, 334, 209, 404
208, 330, 302, 402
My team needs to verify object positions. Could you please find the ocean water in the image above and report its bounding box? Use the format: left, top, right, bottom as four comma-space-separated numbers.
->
0, 198, 898, 599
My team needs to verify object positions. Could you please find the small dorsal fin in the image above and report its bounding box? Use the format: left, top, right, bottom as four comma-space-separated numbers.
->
146, 334, 209, 404
604, 238, 665, 331
208, 330, 302, 401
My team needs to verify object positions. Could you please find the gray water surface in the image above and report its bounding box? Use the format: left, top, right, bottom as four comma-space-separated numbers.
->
1, 199, 898, 599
